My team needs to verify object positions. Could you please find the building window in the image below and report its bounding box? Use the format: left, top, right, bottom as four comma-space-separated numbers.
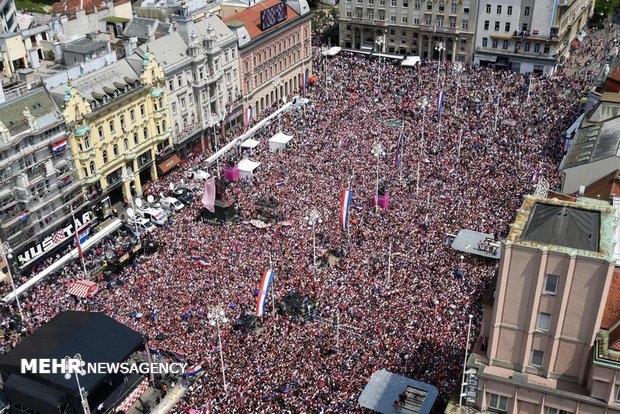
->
482, 37, 488, 47
368, 9, 374, 19
485, 3, 491, 13
130, 109, 135, 123
543, 274, 559, 294
391, 14, 397, 22
438, 1, 443, 11
403, 0, 408, 7
531, 350, 544, 367
537, 312, 551, 331
616, 386, 620, 402
451, 1, 456, 12
402, 16, 408, 23
449, 17, 456, 28
102, 150, 108, 163
143, 127, 149, 140
133, 132, 139, 145
168, 79, 174, 91
524, 6, 530, 16
379, 10, 385, 20
507, 5, 512, 15
414, 0, 419, 9
357, 8, 363, 17
425, 16, 432, 25
505, 22, 510, 32
98, 125, 104, 138
492, 39, 498, 48
462, 19, 468, 30
488, 394, 508, 412
546, 408, 570, 414
437, 18, 443, 27
140, 104, 145, 117
494, 21, 500, 31
534, 43, 541, 52
524, 42, 531, 52
380, 0, 385, 5
108, 120, 115, 135
496, 5, 501, 14
426, 1, 432, 10
113, 144, 119, 157
346, 10, 352, 17
502, 40, 509, 49
124, 138, 129, 151
543, 45, 550, 54
413, 17, 419, 24
484, 20, 489, 30
89, 161, 96, 175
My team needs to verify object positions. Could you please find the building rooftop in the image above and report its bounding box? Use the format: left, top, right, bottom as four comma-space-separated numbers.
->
562, 116, 620, 170
137, 32, 189, 69
223, 0, 303, 42
60, 36, 108, 54
602, 269, 620, 330
51, 0, 130, 18
583, 170, 620, 199
0, 88, 61, 136
123, 17, 171, 41
506, 195, 615, 261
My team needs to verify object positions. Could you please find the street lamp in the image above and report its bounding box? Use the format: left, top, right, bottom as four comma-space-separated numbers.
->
459, 314, 474, 408
64, 354, 90, 414
454, 61, 464, 113
305, 208, 322, 276
1, 242, 24, 323
272, 77, 284, 132
435, 41, 445, 89
207, 306, 229, 395
371, 143, 386, 211
418, 95, 429, 156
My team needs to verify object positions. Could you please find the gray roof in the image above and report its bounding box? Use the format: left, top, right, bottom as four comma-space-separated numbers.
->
137, 32, 189, 69
194, 14, 236, 44
0, 88, 61, 135
61, 37, 108, 54
123, 17, 171, 40
49, 59, 141, 104
358, 369, 438, 414
521, 203, 601, 252
562, 116, 620, 169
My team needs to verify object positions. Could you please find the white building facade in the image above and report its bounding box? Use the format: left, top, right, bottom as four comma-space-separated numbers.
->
473, 0, 595, 74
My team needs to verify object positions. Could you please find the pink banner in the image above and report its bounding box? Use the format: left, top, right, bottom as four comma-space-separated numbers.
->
202, 177, 216, 212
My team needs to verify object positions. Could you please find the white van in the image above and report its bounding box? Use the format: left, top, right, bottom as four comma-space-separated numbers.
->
137, 207, 168, 226
160, 197, 184, 212
129, 218, 156, 235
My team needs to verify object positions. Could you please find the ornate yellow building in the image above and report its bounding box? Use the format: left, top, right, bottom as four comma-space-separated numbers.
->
50, 51, 173, 210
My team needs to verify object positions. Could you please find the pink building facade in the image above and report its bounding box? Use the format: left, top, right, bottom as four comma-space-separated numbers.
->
468, 195, 620, 414
225, 0, 312, 117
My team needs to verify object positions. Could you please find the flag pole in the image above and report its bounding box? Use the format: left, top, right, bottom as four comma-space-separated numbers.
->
270, 252, 275, 317
458, 127, 463, 160
71, 205, 88, 277
347, 171, 355, 240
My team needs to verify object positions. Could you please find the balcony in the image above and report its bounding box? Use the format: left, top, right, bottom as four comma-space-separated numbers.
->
153, 110, 164, 119
154, 130, 172, 144
78, 151, 92, 161
85, 173, 102, 185
124, 151, 136, 161
512, 30, 560, 43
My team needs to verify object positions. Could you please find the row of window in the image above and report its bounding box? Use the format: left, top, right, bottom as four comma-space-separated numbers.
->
347, 0, 468, 13
345, 9, 468, 29
251, 33, 304, 69
488, 395, 570, 414
481, 37, 550, 54
484, 4, 529, 16
483, 20, 512, 32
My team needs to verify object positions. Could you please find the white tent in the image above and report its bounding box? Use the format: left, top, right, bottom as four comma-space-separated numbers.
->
241, 138, 260, 149
268, 132, 293, 152
322, 46, 342, 57
401, 56, 421, 67
238, 158, 261, 177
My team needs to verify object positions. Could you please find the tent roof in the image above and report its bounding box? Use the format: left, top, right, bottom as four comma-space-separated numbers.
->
237, 158, 261, 172
402, 56, 421, 66
0, 311, 143, 394
241, 138, 260, 149
322, 46, 342, 56
268, 132, 293, 144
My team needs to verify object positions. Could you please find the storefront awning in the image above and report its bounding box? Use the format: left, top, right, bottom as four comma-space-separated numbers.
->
67, 280, 98, 298
157, 154, 181, 174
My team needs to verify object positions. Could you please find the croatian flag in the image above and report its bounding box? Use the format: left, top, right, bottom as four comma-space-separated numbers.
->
78, 227, 90, 244
192, 256, 210, 267
395, 133, 404, 166
52, 138, 68, 153
302, 72, 307, 96
184, 364, 203, 378
437, 90, 446, 117
275, 181, 285, 187
244, 106, 253, 133
256, 269, 275, 317
339, 188, 353, 231
530, 168, 543, 183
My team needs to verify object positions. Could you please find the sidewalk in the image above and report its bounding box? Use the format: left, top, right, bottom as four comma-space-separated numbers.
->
151, 382, 188, 414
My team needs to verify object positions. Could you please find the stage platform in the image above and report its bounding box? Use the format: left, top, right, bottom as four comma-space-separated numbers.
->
451, 230, 501, 259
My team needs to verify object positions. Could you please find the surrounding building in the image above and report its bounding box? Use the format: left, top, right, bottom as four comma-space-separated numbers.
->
225, 0, 312, 117
338, 0, 477, 62
48, 0, 132, 42
122, 17, 172, 45
141, 10, 242, 157
0, 25, 53, 78
560, 92, 620, 194
60, 34, 112, 65
134, 0, 220, 23
473, 0, 595, 74
49, 52, 173, 214
0, 88, 83, 265
468, 193, 620, 414
0, 0, 17, 34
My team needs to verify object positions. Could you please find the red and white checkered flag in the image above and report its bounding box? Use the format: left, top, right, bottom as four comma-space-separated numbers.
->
51, 230, 65, 245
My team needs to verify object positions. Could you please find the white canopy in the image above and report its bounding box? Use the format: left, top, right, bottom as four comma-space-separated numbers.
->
238, 158, 261, 177
241, 138, 260, 149
268, 132, 293, 152
322, 46, 342, 57
401, 56, 421, 67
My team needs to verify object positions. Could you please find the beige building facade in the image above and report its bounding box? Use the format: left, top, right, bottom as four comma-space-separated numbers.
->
468, 194, 620, 414
338, 0, 477, 62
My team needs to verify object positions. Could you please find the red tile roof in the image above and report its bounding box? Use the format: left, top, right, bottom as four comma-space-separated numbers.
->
52, 0, 129, 18
602, 269, 620, 330
584, 170, 620, 200
224, 0, 300, 41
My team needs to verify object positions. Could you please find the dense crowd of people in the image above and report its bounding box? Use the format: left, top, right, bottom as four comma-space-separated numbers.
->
0, 36, 606, 412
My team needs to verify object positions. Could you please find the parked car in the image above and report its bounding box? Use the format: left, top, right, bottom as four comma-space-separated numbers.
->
160, 196, 184, 212
128, 217, 156, 236
171, 188, 194, 205
137, 207, 168, 226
